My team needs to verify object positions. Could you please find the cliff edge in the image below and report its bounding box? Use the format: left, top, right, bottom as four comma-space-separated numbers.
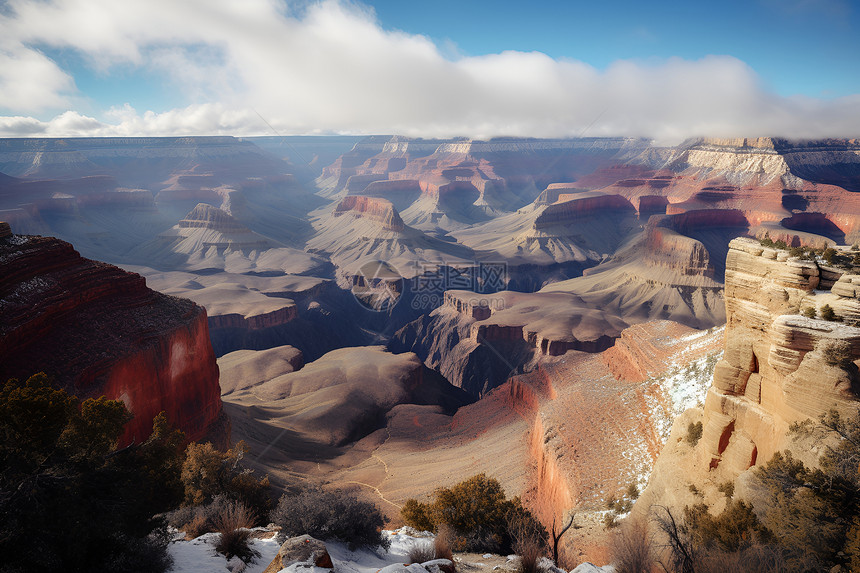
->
0, 224, 227, 446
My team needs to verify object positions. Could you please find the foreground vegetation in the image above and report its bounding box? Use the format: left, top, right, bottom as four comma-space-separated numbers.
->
0, 372, 395, 572
610, 409, 860, 572
401, 473, 548, 559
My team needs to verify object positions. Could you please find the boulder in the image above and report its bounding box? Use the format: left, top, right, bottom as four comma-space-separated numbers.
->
262, 535, 334, 573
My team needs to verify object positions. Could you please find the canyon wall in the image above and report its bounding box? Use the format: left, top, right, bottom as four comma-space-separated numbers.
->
333, 195, 406, 232
634, 237, 860, 529
0, 227, 226, 445
700, 237, 860, 474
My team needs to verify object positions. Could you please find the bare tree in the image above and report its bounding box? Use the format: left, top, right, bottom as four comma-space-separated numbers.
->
653, 506, 696, 573
550, 511, 575, 565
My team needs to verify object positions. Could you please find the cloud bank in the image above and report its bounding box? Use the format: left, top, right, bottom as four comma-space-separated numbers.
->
1, 0, 859, 140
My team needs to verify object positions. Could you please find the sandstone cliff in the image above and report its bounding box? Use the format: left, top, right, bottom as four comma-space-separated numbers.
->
635, 237, 860, 522
701, 237, 860, 473
0, 227, 226, 445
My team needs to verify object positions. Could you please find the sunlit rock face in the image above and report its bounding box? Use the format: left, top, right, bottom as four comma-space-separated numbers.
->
0, 227, 226, 446
700, 237, 860, 474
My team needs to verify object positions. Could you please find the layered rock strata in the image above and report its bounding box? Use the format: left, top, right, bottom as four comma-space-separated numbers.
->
0, 227, 226, 445
701, 237, 860, 474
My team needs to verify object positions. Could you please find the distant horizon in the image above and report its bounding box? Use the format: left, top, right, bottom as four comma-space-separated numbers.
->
1, 0, 859, 140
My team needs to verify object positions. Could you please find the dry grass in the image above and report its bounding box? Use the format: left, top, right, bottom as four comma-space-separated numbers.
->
408, 539, 437, 564
182, 514, 210, 540
212, 500, 260, 563
610, 517, 655, 573
434, 525, 456, 566
515, 537, 543, 573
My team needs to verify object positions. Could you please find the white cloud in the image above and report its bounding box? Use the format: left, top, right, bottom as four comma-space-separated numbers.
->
0, 0, 858, 140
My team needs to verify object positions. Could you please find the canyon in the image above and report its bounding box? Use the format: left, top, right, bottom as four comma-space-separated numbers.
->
2, 134, 860, 564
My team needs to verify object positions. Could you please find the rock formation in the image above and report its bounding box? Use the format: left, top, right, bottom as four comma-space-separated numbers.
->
700, 237, 860, 474
222, 346, 472, 448
333, 196, 406, 232
218, 345, 305, 396
634, 237, 860, 529
317, 136, 652, 231
0, 226, 226, 445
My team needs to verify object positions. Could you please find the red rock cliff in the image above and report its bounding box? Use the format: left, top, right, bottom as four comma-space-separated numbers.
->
0, 229, 226, 446
333, 195, 406, 232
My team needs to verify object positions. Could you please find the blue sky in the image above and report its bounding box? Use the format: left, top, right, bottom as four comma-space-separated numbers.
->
0, 0, 858, 139
368, 0, 860, 98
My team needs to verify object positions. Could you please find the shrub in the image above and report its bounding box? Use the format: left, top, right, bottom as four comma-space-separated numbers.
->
515, 536, 542, 573
605, 484, 640, 528
181, 440, 272, 520
0, 373, 185, 572
401, 473, 546, 554
271, 485, 389, 548
508, 498, 548, 570
759, 233, 774, 247
402, 498, 435, 532
434, 524, 456, 563
685, 421, 703, 446
821, 340, 853, 369
695, 544, 820, 573
802, 306, 816, 319
684, 500, 771, 552
822, 247, 837, 265
166, 494, 236, 538
820, 304, 837, 321
747, 411, 860, 570
213, 500, 259, 563
717, 481, 734, 500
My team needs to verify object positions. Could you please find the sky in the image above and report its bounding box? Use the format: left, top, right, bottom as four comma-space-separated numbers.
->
0, 0, 858, 141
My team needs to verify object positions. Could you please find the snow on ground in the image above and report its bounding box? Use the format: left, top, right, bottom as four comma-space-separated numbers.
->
168, 528, 434, 573
168, 530, 281, 573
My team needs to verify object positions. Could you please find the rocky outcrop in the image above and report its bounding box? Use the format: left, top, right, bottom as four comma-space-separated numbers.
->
333, 195, 406, 232
700, 237, 860, 474
642, 221, 714, 279
512, 320, 723, 514
262, 535, 333, 573
0, 229, 226, 445
533, 193, 635, 229
178, 202, 248, 231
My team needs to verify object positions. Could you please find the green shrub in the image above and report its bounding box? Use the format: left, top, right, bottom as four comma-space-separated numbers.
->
0, 373, 185, 572
402, 498, 435, 532
748, 410, 860, 569
400, 473, 546, 554
271, 485, 389, 548
822, 248, 837, 265
685, 421, 703, 446
685, 500, 771, 552
802, 307, 816, 319
605, 483, 640, 528
820, 304, 837, 321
